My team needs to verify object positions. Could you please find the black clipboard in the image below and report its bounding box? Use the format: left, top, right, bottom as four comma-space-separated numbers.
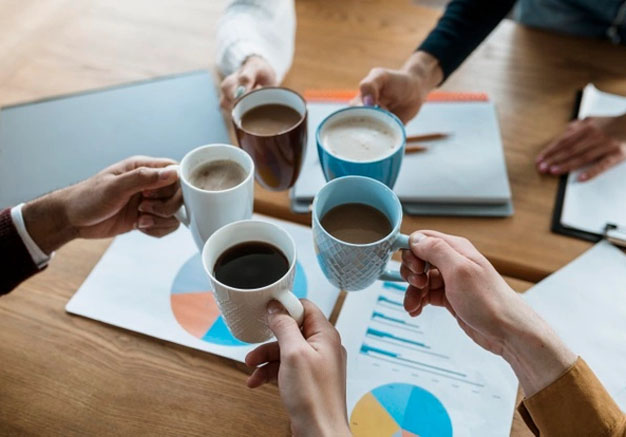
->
550, 89, 626, 246
550, 89, 604, 243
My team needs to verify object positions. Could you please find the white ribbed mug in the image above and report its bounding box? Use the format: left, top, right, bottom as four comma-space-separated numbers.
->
202, 220, 304, 343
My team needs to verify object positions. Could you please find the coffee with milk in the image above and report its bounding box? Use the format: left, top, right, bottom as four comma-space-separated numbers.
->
321, 115, 401, 162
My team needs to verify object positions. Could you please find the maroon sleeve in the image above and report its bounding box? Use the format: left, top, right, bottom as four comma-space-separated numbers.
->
0, 208, 42, 295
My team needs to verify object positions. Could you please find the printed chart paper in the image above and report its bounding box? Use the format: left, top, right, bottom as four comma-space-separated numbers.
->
66, 214, 339, 363
336, 265, 519, 437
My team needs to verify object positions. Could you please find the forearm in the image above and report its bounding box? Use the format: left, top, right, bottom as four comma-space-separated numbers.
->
216, 0, 295, 80
417, 0, 517, 80
22, 189, 77, 255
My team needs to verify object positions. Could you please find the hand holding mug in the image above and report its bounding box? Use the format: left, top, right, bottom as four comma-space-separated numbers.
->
23, 156, 182, 254
351, 51, 443, 124
246, 299, 351, 437
402, 230, 576, 397
219, 55, 278, 110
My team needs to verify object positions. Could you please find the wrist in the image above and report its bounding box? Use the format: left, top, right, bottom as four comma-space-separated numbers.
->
22, 189, 77, 254
499, 306, 576, 397
292, 410, 351, 437
402, 51, 443, 94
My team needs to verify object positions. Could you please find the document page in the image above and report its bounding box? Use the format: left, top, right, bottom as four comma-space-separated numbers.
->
336, 265, 519, 436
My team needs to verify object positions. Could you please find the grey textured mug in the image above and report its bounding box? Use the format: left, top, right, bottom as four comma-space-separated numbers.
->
312, 175, 411, 291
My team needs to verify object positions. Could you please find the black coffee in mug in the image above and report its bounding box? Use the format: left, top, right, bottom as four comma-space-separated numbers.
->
214, 242, 289, 289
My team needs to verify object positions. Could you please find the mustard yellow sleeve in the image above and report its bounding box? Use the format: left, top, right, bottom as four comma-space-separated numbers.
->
517, 357, 626, 436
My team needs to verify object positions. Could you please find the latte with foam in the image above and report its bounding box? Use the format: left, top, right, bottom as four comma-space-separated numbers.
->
322, 115, 401, 162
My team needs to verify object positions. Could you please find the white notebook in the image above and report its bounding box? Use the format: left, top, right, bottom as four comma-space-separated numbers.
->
291, 97, 513, 216
559, 84, 626, 236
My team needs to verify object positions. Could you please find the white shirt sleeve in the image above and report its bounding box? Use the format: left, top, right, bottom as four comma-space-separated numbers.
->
216, 0, 296, 83
10, 203, 52, 269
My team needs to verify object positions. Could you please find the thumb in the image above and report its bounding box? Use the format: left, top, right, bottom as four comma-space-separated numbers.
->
358, 68, 387, 106
111, 165, 178, 198
266, 300, 307, 354
409, 232, 466, 278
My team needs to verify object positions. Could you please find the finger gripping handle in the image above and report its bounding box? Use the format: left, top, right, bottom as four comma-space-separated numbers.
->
274, 290, 304, 326
379, 233, 430, 283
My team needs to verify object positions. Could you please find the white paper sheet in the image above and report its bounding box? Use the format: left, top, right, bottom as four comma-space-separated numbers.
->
523, 241, 626, 409
66, 214, 339, 363
293, 101, 512, 205
561, 84, 626, 235
336, 264, 519, 437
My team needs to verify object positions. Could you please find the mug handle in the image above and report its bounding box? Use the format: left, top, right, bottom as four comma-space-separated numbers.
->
273, 289, 305, 326
173, 166, 191, 226
175, 205, 190, 226
378, 233, 430, 282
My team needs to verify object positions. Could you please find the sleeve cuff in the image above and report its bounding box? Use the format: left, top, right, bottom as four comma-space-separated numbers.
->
10, 203, 52, 268
518, 357, 626, 436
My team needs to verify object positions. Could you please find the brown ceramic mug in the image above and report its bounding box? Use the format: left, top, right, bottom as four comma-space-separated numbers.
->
231, 87, 307, 191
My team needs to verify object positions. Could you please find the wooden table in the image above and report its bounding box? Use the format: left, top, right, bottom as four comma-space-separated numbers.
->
1, 0, 622, 435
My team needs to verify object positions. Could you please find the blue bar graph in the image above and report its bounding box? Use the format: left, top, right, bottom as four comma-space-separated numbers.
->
383, 282, 407, 291
360, 344, 483, 387
366, 328, 429, 349
372, 311, 421, 333
377, 295, 403, 309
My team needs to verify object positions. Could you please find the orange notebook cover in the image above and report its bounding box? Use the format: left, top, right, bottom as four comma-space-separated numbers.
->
302, 89, 488, 103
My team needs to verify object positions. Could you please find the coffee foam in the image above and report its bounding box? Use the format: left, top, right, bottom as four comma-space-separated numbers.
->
322, 115, 401, 162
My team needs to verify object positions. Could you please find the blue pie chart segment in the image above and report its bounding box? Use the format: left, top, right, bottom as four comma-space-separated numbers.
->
170, 253, 307, 346
351, 383, 453, 436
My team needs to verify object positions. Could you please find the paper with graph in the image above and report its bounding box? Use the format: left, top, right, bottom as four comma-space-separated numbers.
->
66, 215, 339, 363
336, 267, 518, 436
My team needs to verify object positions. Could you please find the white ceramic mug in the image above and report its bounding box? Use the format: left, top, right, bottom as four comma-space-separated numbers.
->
176, 144, 254, 250
202, 219, 305, 343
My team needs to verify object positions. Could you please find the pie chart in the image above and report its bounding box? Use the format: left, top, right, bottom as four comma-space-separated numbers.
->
170, 253, 307, 346
350, 383, 452, 437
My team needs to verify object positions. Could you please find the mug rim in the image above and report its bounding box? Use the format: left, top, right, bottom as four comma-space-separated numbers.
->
179, 144, 254, 195
202, 219, 297, 293
316, 106, 406, 165
312, 175, 402, 248
231, 86, 308, 138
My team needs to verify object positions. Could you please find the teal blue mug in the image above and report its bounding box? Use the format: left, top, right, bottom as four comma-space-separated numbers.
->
312, 176, 410, 291
316, 106, 406, 188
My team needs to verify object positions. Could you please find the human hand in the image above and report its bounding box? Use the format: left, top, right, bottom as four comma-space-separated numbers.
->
401, 230, 576, 396
351, 51, 443, 124
245, 299, 350, 437
23, 156, 182, 254
220, 55, 278, 110
536, 115, 626, 181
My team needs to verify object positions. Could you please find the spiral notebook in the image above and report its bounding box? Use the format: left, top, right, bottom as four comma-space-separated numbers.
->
551, 84, 626, 246
291, 90, 513, 216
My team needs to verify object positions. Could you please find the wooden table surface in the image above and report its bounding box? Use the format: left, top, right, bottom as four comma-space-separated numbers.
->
1, 0, 621, 435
